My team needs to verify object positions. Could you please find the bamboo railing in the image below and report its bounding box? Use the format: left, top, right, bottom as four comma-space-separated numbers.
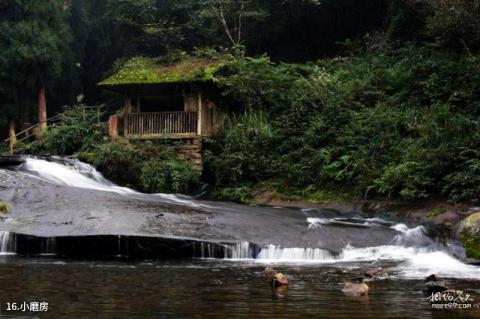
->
124, 112, 198, 138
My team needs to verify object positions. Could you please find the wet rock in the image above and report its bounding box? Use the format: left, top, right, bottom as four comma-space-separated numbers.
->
0, 155, 25, 168
342, 282, 369, 297
364, 267, 383, 277
461, 213, 480, 232
210, 279, 223, 286
350, 277, 365, 283
423, 274, 450, 296
264, 268, 289, 287
458, 213, 480, 259
424, 274, 440, 283
273, 273, 289, 287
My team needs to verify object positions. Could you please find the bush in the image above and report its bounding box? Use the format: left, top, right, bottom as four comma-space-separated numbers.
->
0, 201, 9, 213
28, 105, 106, 155
80, 141, 143, 188
216, 186, 252, 203
140, 159, 200, 194
208, 47, 480, 202
206, 111, 278, 189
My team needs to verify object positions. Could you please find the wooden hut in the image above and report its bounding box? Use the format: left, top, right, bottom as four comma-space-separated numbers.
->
98, 56, 226, 170
98, 56, 224, 141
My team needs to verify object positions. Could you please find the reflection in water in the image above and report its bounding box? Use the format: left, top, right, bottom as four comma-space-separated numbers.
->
272, 285, 288, 298
0, 257, 478, 319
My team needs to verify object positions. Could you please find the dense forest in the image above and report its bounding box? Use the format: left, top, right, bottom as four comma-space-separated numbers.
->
1, 0, 480, 204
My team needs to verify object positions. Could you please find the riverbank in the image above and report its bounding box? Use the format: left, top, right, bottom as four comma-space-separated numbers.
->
248, 187, 480, 262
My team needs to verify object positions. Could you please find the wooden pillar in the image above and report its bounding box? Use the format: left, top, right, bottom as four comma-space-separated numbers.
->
197, 91, 203, 136
109, 115, 119, 140
38, 85, 47, 132
8, 121, 16, 155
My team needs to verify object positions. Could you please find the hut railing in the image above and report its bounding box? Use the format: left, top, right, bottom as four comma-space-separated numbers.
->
124, 112, 198, 137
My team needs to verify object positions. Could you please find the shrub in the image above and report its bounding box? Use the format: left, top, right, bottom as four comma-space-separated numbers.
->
216, 186, 252, 203
209, 47, 480, 202
81, 141, 143, 188
0, 201, 9, 214
461, 229, 480, 260
140, 159, 200, 194
206, 112, 278, 188
28, 105, 106, 155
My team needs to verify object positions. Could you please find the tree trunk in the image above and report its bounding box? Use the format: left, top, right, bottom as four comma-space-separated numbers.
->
8, 121, 16, 155
37, 85, 47, 132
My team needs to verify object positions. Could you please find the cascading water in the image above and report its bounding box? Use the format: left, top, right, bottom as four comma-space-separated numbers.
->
256, 246, 335, 261
18, 157, 205, 208
4, 157, 480, 279
40, 237, 57, 255
194, 219, 480, 279
0, 231, 16, 255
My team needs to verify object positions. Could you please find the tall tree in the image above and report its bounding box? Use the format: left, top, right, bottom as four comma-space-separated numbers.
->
0, 0, 70, 131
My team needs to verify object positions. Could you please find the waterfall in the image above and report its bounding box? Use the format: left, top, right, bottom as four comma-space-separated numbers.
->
0, 231, 16, 255
257, 245, 335, 261
40, 237, 56, 255
390, 224, 435, 247
194, 242, 258, 259
19, 158, 206, 208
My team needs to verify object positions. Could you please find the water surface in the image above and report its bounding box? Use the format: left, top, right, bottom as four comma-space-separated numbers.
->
0, 257, 478, 319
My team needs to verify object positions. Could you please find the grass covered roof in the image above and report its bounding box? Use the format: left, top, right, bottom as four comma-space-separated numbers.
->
98, 56, 227, 87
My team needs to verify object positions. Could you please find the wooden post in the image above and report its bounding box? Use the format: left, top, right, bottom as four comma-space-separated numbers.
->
109, 115, 119, 140
8, 121, 16, 155
197, 91, 203, 136
38, 85, 47, 133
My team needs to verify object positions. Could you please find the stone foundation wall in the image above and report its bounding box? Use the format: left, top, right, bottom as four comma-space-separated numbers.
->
175, 139, 203, 172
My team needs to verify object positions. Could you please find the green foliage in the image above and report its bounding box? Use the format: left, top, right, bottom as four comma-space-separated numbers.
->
141, 159, 200, 194
428, 208, 446, 218
80, 141, 143, 188
205, 111, 277, 189
216, 186, 253, 203
208, 46, 480, 202
0, 0, 71, 128
100, 55, 228, 86
80, 141, 199, 194
27, 105, 106, 155
424, 0, 480, 50
461, 229, 480, 260
0, 201, 9, 214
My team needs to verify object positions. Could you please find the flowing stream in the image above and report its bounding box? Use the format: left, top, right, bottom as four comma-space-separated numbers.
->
0, 157, 479, 318
1, 157, 476, 279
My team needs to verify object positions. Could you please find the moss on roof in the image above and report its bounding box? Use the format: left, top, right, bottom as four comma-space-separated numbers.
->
98, 56, 227, 87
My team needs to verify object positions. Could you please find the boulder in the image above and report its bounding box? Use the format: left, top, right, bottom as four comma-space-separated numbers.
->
363, 267, 385, 278
459, 213, 480, 260
264, 268, 289, 287
423, 274, 450, 296
273, 273, 289, 287
342, 282, 369, 297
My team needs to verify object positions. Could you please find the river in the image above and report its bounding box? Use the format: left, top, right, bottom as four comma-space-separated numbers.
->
0, 157, 479, 318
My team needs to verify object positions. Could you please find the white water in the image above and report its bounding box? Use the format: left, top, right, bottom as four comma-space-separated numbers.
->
215, 221, 480, 279
256, 245, 334, 261
20, 158, 205, 208
21, 158, 134, 193
8, 158, 480, 279
0, 231, 16, 255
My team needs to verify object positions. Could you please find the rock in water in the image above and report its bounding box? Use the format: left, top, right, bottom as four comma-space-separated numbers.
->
264, 268, 289, 288
273, 273, 289, 287
424, 274, 440, 283
423, 274, 450, 296
364, 267, 384, 278
342, 283, 369, 297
